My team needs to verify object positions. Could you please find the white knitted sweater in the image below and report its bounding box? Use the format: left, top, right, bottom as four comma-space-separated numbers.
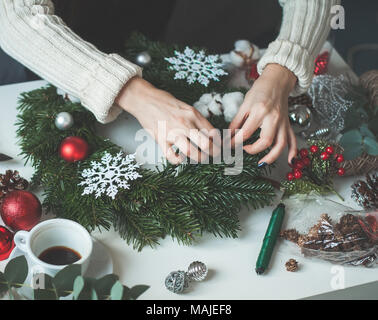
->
0, 0, 339, 123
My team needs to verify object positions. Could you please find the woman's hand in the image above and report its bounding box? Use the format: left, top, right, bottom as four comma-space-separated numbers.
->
229, 63, 298, 166
116, 77, 220, 164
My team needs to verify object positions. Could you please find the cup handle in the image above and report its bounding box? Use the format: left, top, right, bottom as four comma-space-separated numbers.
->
14, 230, 30, 252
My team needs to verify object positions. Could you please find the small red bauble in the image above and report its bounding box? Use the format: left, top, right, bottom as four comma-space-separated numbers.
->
293, 169, 302, 179
294, 160, 304, 170
337, 167, 346, 176
59, 136, 89, 162
310, 145, 319, 153
336, 154, 344, 163
1, 190, 42, 231
314, 51, 329, 75
325, 146, 334, 155
299, 148, 309, 158
286, 172, 294, 181
320, 152, 329, 160
302, 157, 311, 167
0, 226, 15, 261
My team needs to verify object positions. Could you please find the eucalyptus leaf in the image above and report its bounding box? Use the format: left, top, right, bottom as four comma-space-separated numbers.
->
91, 289, 98, 300
74, 277, 96, 300
110, 281, 124, 300
339, 129, 362, 147
364, 136, 378, 155
34, 274, 58, 300
53, 264, 81, 297
4, 256, 28, 288
73, 276, 85, 300
94, 274, 119, 300
0, 273, 8, 294
342, 142, 364, 160
129, 285, 150, 300
359, 124, 376, 139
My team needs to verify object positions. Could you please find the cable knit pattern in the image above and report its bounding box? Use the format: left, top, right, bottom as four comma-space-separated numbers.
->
0, 0, 339, 120
0, 0, 142, 123
258, 0, 340, 96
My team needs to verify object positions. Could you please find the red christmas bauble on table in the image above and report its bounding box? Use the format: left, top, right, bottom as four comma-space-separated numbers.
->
0, 190, 42, 231
314, 51, 329, 75
0, 226, 15, 261
59, 136, 89, 162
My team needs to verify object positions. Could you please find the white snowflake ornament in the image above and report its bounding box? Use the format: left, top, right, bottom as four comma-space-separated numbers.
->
164, 47, 227, 87
78, 151, 142, 200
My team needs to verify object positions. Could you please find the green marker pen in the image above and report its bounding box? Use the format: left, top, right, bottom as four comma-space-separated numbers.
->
255, 203, 285, 275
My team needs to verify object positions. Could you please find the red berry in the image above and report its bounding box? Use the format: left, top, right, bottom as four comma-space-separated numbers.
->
337, 167, 345, 176
325, 146, 334, 154
294, 159, 304, 169
299, 148, 309, 158
302, 157, 311, 167
286, 172, 294, 181
320, 152, 329, 160
310, 145, 319, 153
293, 169, 302, 179
336, 154, 344, 163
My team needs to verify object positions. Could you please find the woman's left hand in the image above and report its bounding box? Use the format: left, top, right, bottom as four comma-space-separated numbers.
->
229, 63, 298, 166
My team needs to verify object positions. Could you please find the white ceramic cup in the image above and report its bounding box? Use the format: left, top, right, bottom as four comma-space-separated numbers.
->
14, 219, 93, 277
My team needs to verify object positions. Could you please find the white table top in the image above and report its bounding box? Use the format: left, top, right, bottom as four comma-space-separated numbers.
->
0, 47, 376, 300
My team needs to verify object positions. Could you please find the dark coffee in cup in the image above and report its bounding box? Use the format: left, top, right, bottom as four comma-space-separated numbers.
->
38, 246, 81, 265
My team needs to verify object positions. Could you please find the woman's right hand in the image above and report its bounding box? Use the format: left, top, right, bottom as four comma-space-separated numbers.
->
116, 77, 220, 164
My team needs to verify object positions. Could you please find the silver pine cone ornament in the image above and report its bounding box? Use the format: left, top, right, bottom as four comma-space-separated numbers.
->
165, 261, 208, 293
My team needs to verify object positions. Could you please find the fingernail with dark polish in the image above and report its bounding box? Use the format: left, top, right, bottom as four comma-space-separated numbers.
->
258, 162, 268, 168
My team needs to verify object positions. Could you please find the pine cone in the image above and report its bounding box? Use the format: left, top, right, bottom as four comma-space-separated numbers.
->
0, 170, 29, 204
280, 229, 300, 243
351, 173, 378, 210
285, 259, 299, 272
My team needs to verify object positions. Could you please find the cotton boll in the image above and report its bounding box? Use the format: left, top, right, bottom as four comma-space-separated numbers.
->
198, 93, 214, 105
234, 40, 252, 55
220, 53, 232, 65
251, 44, 261, 60
222, 92, 244, 122
193, 101, 210, 118
207, 93, 223, 116
229, 51, 245, 67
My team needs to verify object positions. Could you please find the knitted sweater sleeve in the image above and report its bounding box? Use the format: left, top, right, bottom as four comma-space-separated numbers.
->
0, 0, 142, 123
257, 0, 341, 96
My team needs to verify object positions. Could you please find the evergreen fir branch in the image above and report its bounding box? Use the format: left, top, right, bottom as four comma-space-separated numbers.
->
15, 33, 277, 250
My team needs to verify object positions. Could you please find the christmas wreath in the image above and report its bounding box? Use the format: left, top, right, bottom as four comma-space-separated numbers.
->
15, 33, 275, 251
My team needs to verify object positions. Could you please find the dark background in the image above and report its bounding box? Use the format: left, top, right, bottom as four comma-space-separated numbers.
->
0, 0, 377, 85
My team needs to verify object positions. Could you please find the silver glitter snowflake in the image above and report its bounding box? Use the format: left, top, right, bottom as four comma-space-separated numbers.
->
164, 47, 227, 87
78, 152, 141, 199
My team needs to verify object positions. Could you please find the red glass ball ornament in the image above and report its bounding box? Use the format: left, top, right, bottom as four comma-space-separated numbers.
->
0, 226, 15, 261
325, 146, 334, 155
337, 167, 346, 176
320, 152, 329, 161
286, 172, 294, 181
310, 145, 319, 153
299, 148, 309, 158
293, 169, 302, 179
0, 190, 42, 231
59, 136, 89, 162
302, 157, 311, 167
336, 154, 344, 163
314, 51, 329, 75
